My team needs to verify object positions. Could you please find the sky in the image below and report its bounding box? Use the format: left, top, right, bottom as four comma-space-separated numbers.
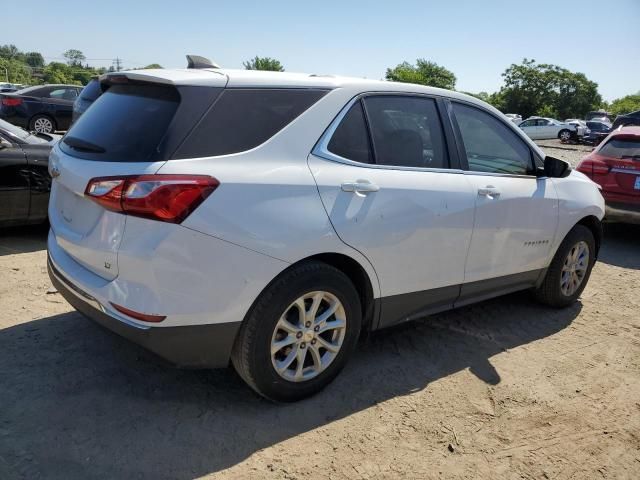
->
4, 0, 639, 101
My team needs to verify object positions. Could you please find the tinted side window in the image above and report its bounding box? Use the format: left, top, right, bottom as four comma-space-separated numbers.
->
520, 120, 535, 127
176, 88, 328, 158
452, 103, 533, 175
363, 95, 447, 169
327, 101, 372, 164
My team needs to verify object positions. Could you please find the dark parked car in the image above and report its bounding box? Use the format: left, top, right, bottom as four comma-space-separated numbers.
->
583, 120, 612, 145
585, 110, 614, 124
0, 118, 57, 227
612, 110, 640, 130
72, 78, 102, 124
0, 84, 83, 134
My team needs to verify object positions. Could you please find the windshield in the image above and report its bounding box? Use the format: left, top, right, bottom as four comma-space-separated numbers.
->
599, 137, 640, 159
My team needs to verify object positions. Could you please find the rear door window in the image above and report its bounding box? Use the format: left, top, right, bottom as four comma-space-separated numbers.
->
61, 84, 180, 162
174, 89, 328, 158
362, 95, 447, 169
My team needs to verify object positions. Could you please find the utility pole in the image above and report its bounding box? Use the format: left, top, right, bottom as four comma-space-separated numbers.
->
112, 58, 122, 72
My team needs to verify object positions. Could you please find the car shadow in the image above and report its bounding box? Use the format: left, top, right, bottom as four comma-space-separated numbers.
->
0, 291, 580, 479
598, 222, 640, 270
0, 224, 48, 256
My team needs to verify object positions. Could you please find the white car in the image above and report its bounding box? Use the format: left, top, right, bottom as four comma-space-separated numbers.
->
505, 113, 522, 125
565, 119, 588, 138
518, 117, 576, 140
47, 66, 605, 401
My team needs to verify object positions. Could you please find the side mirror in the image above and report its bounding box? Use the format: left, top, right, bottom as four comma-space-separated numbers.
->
542, 156, 571, 178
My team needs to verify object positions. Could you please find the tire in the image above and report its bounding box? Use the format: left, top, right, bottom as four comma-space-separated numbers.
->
534, 225, 596, 308
231, 261, 362, 402
558, 129, 571, 142
29, 114, 55, 134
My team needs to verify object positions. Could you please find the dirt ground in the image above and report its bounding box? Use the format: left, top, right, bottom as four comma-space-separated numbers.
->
1, 142, 639, 479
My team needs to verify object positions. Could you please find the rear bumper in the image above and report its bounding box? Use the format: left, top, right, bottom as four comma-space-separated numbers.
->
605, 203, 640, 224
48, 256, 241, 368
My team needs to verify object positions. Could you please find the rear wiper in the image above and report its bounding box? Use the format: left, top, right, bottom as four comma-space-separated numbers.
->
63, 136, 106, 153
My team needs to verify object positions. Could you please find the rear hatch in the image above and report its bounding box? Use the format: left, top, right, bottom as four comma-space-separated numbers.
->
596, 134, 640, 200
49, 71, 227, 280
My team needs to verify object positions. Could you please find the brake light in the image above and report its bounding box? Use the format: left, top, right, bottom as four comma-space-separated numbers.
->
85, 174, 219, 223
1, 98, 22, 107
576, 159, 610, 177
110, 303, 166, 323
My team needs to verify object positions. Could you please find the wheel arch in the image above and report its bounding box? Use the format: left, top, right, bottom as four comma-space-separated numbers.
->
306, 253, 376, 332
576, 215, 603, 258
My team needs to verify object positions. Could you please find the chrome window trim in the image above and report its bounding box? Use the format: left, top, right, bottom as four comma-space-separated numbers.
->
312, 92, 465, 175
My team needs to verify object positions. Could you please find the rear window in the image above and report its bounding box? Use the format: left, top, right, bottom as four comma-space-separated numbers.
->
598, 137, 640, 159
174, 88, 328, 158
61, 84, 179, 162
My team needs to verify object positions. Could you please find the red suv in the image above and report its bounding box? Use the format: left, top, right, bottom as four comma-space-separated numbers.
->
577, 127, 640, 223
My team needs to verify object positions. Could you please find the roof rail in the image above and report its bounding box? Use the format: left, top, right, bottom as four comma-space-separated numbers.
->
186, 55, 220, 69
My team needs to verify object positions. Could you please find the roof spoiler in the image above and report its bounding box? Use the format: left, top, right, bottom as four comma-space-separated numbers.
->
186, 55, 220, 69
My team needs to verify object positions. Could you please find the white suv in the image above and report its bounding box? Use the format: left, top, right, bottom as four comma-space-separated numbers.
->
47, 67, 604, 401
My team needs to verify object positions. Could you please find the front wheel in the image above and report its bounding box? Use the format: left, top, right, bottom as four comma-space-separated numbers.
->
534, 225, 596, 308
231, 261, 362, 402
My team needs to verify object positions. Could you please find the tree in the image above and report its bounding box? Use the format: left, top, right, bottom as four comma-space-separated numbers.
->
495, 58, 602, 119
42, 62, 81, 85
243, 56, 284, 72
385, 59, 456, 90
0, 44, 23, 61
608, 92, 640, 116
0, 58, 32, 83
24, 52, 44, 68
143, 63, 163, 69
63, 49, 86, 67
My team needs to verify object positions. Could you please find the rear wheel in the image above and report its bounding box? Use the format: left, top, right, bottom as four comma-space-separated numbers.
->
30, 115, 55, 134
231, 261, 361, 402
534, 225, 595, 307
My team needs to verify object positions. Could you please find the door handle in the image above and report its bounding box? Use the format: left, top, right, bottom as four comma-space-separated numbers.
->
477, 186, 501, 199
341, 180, 380, 197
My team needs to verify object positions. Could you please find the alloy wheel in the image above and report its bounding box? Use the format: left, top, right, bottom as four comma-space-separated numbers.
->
270, 291, 347, 382
33, 117, 54, 133
560, 241, 589, 296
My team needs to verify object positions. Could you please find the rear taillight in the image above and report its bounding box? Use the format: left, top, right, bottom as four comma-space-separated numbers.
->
1, 98, 22, 107
576, 159, 610, 178
85, 174, 219, 223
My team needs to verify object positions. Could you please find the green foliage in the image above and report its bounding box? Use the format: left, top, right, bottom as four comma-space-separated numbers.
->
385, 59, 456, 90
63, 49, 86, 67
143, 64, 163, 69
495, 58, 602, 119
24, 52, 44, 68
608, 93, 640, 116
243, 56, 284, 72
0, 58, 32, 83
